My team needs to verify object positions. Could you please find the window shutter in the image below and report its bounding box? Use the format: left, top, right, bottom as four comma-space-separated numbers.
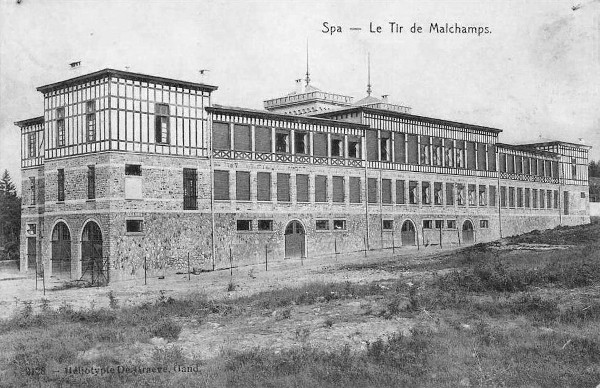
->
296, 174, 309, 202
366, 130, 378, 161
488, 145, 496, 171
477, 143, 486, 170
315, 175, 327, 202
234, 125, 251, 151
236, 171, 250, 201
367, 178, 377, 203
394, 133, 405, 163
523, 157, 530, 175
489, 185, 496, 206
396, 180, 405, 204
467, 141, 476, 169
214, 170, 229, 200
332, 176, 344, 203
381, 179, 392, 204
212, 122, 230, 150
350, 177, 361, 203
313, 133, 327, 156
531, 158, 538, 175
445, 183, 454, 205
407, 134, 418, 164
255, 126, 271, 152
257, 172, 271, 201
277, 173, 290, 202
544, 160, 552, 177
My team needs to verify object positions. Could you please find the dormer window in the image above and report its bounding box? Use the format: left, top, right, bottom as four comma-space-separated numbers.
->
155, 103, 170, 144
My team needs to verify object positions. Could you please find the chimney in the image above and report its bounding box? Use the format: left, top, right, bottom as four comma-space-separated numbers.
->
295, 78, 304, 94
381, 94, 389, 102
69, 61, 84, 76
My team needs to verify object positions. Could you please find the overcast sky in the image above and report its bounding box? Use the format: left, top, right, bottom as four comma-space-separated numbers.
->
1, 0, 599, 190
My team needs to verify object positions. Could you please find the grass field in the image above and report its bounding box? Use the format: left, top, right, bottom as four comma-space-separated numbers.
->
1, 223, 599, 387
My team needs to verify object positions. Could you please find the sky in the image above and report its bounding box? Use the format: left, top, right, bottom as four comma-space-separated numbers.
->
1, 0, 599, 191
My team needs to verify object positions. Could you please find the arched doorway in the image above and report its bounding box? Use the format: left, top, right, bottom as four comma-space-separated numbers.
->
81, 221, 105, 284
51, 222, 71, 278
401, 220, 416, 246
462, 220, 474, 244
284, 220, 305, 259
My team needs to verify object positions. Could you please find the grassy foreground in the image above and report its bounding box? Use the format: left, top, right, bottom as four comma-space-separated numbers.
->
1, 223, 600, 387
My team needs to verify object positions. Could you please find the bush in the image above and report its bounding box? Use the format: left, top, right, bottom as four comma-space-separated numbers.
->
150, 319, 182, 341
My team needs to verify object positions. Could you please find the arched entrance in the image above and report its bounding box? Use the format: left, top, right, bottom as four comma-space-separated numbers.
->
401, 220, 416, 246
284, 220, 305, 259
81, 221, 106, 285
51, 222, 71, 278
462, 220, 474, 244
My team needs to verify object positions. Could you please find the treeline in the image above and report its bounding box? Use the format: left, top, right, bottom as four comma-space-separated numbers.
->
590, 160, 600, 178
0, 170, 21, 260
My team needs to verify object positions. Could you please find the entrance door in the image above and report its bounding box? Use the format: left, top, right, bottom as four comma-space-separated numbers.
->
401, 220, 416, 246
462, 220, 474, 244
27, 238, 36, 271
81, 221, 105, 285
51, 222, 71, 278
284, 220, 305, 259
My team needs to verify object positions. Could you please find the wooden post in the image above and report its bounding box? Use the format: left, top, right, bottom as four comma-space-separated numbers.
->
144, 256, 147, 285
391, 227, 395, 255
229, 247, 233, 277
187, 252, 190, 281
364, 236, 367, 257
35, 261, 38, 291
439, 226, 443, 249
265, 244, 268, 271
42, 265, 45, 296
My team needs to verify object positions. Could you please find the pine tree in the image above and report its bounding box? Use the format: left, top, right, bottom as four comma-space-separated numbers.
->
0, 170, 20, 260
0, 169, 16, 197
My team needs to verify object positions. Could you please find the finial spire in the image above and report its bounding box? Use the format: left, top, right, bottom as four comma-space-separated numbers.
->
366, 52, 372, 96
305, 39, 311, 86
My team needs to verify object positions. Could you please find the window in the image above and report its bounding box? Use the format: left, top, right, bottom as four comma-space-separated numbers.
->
154, 103, 170, 144
480, 220, 489, 228
236, 220, 252, 231
509, 187, 515, 208
525, 188, 531, 208
422, 182, 431, 205
457, 184, 465, 206
296, 174, 309, 202
257, 172, 271, 201
316, 220, 329, 230
423, 220, 433, 229
87, 166, 96, 200
125, 164, 142, 176
331, 138, 343, 157
500, 186, 507, 208
255, 126, 271, 152
420, 136, 430, 165
258, 220, 273, 231
214, 170, 230, 200
234, 124, 251, 151
380, 132, 390, 161
433, 140, 443, 166
332, 176, 345, 203
468, 184, 476, 206
183, 168, 197, 209
434, 182, 443, 205
28, 133, 36, 158
126, 220, 143, 233
277, 173, 290, 202
395, 133, 406, 163
333, 219, 346, 230
466, 141, 476, 169
313, 133, 327, 157
409, 181, 418, 204
479, 185, 487, 206
213, 122, 230, 150
86, 100, 96, 142
547, 191, 553, 208
489, 186, 496, 207
295, 131, 308, 154
540, 190, 545, 209
381, 179, 392, 204
26, 223, 36, 235
396, 180, 405, 204
315, 175, 327, 202
350, 177, 361, 203
447, 220, 456, 229
57, 169, 65, 201
275, 130, 289, 153
532, 189, 538, 208
382, 220, 394, 230
29, 177, 36, 205
407, 134, 418, 164
446, 183, 454, 205
368, 178, 378, 203
435, 220, 444, 229
554, 190, 559, 209
517, 188, 523, 207
56, 107, 65, 147
236, 171, 251, 201
348, 138, 361, 158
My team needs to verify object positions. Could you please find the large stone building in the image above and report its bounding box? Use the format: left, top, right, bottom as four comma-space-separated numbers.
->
16, 68, 591, 283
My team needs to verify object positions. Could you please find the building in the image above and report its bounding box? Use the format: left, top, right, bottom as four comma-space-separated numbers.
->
16, 67, 591, 283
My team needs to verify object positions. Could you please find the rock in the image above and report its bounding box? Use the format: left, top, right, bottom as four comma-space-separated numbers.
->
150, 337, 168, 346
461, 324, 471, 330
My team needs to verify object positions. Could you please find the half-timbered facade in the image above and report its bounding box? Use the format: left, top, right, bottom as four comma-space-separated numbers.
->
16, 68, 591, 283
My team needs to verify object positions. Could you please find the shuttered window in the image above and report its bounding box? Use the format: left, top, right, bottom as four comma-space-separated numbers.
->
236, 171, 250, 201
313, 133, 327, 156
277, 173, 290, 202
456, 141, 465, 168
350, 177, 361, 203
213, 122, 230, 150
394, 133, 406, 163
295, 131, 308, 154
255, 126, 271, 152
366, 130, 378, 161
214, 170, 230, 200
532, 189, 538, 208
396, 180, 405, 204
552, 161, 559, 178
407, 134, 418, 164
445, 183, 454, 205
538, 159, 544, 176
525, 188, 531, 207
477, 143, 486, 170
380, 131, 391, 161
466, 141, 476, 169
234, 124, 251, 151
332, 176, 345, 203
531, 158, 538, 175
487, 145, 496, 171
515, 157, 522, 174
434, 182, 443, 205
523, 157, 531, 175
348, 137, 361, 158
544, 160, 551, 177
367, 178, 377, 203
509, 187, 515, 207
155, 104, 170, 144
539, 189, 545, 208
315, 175, 327, 202
489, 185, 497, 207
257, 172, 271, 201
507, 155, 515, 173
296, 174, 309, 202
517, 188, 523, 207
183, 168, 197, 210
381, 179, 392, 204
409, 181, 418, 204
432, 137, 443, 166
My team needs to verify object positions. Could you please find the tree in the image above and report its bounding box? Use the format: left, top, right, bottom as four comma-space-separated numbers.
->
589, 160, 600, 178
0, 170, 21, 260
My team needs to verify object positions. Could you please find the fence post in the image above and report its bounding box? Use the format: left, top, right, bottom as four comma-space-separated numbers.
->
391, 227, 395, 255
35, 261, 38, 291
440, 226, 443, 249
364, 237, 367, 257
229, 247, 233, 278
144, 256, 147, 285
265, 244, 268, 272
188, 252, 191, 281
42, 265, 45, 296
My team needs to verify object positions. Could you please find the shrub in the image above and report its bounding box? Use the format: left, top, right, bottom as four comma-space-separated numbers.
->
150, 319, 182, 341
